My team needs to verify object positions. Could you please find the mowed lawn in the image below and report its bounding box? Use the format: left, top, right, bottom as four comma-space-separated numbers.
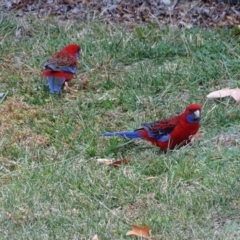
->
1, 16, 240, 239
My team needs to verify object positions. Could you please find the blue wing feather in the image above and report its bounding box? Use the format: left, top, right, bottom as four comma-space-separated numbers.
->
44, 63, 76, 74
142, 115, 179, 142
158, 134, 170, 142
47, 76, 65, 94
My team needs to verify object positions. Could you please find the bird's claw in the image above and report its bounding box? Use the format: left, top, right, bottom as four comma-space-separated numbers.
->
65, 82, 78, 93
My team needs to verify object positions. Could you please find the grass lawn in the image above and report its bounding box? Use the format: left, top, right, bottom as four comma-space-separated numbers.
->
1, 15, 240, 239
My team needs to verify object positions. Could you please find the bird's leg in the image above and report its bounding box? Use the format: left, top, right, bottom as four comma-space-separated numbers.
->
159, 149, 167, 154
65, 82, 77, 93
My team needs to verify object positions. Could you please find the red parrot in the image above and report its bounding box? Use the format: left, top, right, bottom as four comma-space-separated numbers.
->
43, 44, 81, 94
101, 104, 201, 151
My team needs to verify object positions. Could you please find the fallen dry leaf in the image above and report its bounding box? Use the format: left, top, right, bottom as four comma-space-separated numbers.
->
207, 88, 240, 103
80, 77, 89, 89
92, 234, 99, 240
63, 0, 75, 4
82, 0, 92, 5
1, 177, 8, 185
97, 158, 131, 167
109, 158, 131, 167
191, 132, 204, 143
97, 158, 112, 165
126, 225, 150, 239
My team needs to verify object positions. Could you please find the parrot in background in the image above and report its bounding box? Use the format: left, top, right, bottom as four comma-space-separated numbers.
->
100, 104, 201, 151
43, 44, 81, 94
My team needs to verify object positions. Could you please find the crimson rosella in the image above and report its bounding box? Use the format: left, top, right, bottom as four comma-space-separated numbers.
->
101, 104, 201, 151
43, 44, 81, 94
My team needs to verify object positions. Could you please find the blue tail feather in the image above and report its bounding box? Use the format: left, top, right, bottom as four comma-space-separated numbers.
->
47, 76, 65, 94
100, 131, 143, 139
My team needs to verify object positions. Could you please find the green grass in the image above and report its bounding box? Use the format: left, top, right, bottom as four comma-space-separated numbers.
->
1, 15, 240, 239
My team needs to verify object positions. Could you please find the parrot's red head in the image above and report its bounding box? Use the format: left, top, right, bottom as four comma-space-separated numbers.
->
184, 103, 202, 124
62, 44, 81, 58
